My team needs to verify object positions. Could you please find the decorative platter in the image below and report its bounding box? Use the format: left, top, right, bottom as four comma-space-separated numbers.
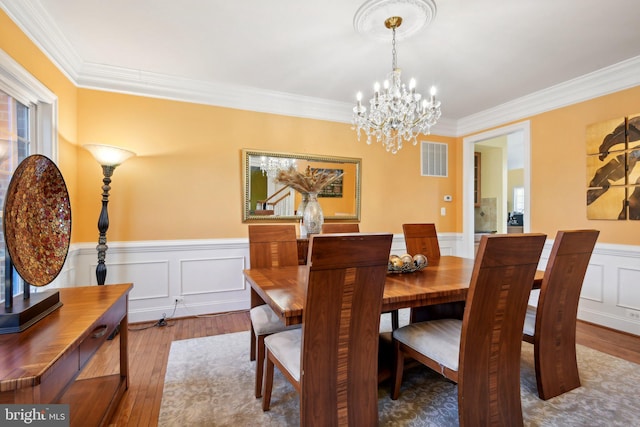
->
387, 264, 427, 274
3, 155, 71, 286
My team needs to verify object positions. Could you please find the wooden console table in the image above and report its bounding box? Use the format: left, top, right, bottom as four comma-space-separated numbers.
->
0, 284, 132, 427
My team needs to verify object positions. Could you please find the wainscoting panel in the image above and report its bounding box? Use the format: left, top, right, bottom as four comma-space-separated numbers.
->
574, 243, 640, 336
180, 256, 246, 295
65, 239, 250, 323
617, 266, 640, 310
74, 259, 171, 301
61, 236, 639, 335
108, 261, 170, 301
581, 262, 605, 303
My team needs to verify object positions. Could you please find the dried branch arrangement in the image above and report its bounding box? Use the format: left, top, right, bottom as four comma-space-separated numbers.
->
276, 165, 343, 193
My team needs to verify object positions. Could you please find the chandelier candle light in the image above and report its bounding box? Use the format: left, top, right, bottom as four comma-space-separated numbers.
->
259, 156, 296, 178
352, 16, 441, 154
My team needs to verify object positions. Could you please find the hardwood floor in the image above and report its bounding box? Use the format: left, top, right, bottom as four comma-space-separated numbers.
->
82, 311, 251, 427
576, 320, 640, 364
85, 311, 638, 426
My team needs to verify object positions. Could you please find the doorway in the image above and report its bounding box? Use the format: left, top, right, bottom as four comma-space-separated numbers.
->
462, 121, 531, 258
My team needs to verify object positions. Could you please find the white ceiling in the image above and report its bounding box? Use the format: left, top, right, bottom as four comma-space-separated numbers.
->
3, 0, 640, 135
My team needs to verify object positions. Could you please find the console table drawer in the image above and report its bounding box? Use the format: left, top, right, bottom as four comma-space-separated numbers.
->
79, 297, 126, 368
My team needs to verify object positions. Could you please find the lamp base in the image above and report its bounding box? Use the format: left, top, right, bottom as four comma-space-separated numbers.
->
0, 290, 62, 334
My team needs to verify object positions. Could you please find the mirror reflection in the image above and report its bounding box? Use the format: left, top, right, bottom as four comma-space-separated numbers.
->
242, 149, 361, 222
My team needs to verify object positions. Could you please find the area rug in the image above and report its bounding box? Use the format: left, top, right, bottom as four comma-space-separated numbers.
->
159, 318, 640, 426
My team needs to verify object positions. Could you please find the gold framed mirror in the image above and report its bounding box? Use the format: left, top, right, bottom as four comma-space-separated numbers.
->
242, 149, 361, 222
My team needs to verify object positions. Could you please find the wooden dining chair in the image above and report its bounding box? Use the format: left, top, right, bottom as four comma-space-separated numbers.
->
248, 224, 301, 398
402, 223, 441, 261
391, 233, 546, 427
402, 223, 464, 323
321, 223, 360, 233
262, 233, 393, 426
523, 229, 599, 400
321, 221, 399, 339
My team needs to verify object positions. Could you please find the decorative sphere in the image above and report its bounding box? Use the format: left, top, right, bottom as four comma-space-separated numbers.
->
413, 254, 428, 268
389, 255, 404, 268
400, 254, 413, 266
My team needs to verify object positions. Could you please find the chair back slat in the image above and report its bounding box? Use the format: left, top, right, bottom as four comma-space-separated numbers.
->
458, 233, 546, 427
322, 223, 360, 234
300, 233, 392, 427
248, 225, 299, 268
532, 229, 599, 398
402, 223, 441, 260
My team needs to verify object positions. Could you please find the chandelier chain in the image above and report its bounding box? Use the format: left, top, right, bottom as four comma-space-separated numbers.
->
391, 27, 397, 70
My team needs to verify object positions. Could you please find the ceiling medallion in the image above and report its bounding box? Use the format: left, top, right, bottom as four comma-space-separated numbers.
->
353, 0, 437, 41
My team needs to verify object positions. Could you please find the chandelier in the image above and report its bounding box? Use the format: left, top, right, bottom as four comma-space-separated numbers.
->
259, 156, 296, 178
352, 16, 441, 154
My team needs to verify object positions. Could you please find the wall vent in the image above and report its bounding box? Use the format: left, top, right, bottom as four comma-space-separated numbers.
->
421, 141, 448, 177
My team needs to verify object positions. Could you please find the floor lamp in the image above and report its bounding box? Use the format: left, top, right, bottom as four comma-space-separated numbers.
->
84, 144, 136, 285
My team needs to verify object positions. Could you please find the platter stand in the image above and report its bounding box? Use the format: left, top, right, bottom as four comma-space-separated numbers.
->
0, 252, 62, 334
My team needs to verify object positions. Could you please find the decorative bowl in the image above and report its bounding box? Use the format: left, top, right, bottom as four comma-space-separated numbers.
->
387, 253, 428, 274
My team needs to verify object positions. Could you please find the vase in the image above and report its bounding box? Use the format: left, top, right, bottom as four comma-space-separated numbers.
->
296, 193, 309, 217
302, 192, 323, 235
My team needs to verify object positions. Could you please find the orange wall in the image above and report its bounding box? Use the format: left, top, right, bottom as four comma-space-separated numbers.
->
3, 9, 639, 246
1, 9, 457, 243
527, 87, 640, 245
0, 10, 79, 240
460, 87, 640, 246
74, 89, 458, 241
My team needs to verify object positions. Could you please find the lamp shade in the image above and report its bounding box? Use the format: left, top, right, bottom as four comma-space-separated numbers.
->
84, 144, 136, 166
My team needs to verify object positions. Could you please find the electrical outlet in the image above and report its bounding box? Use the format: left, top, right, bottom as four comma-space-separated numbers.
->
625, 308, 640, 320
174, 296, 185, 303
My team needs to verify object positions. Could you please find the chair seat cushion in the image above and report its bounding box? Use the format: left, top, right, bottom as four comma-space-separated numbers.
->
264, 328, 302, 382
393, 318, 462, 372
523, 305, 537, 336
250, 304, 300, 336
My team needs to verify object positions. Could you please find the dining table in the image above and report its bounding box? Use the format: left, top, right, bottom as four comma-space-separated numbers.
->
245, 254, 545, 422
244, 255, 545, 327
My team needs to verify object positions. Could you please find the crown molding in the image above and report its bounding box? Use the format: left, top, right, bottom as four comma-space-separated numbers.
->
456, 56, 640, 136
76, 62, 356, 124
0, 0, 82, 82
70, 56, 640, 139
77, 62, 462, 135
427, 118, 457, 136
2, 1, 639, 139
